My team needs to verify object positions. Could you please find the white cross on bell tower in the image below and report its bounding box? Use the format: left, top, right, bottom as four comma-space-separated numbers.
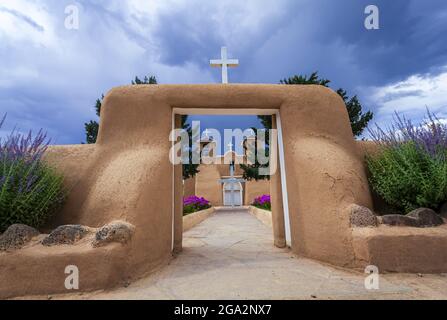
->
210, 46, 239, 84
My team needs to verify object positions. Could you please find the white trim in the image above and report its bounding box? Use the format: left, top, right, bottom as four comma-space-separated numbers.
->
173, 108, 279, 116
276, 112, 292, 247
171, 112, 175, 252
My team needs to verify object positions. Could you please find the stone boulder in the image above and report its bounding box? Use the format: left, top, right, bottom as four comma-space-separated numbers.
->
440, 202, 447, 219
379, 215, 420, 227
42, 225, 88, 246
349, 204, 378, 227
93, 221, 135, 247
406, 208, 444, 227
0, 224, 40, 251
379, 208, 444, 228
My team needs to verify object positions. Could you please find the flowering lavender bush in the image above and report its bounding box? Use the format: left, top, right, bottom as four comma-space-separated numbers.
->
0, 115, 65, 232
369, 109, 447, 158
367, 110, 447, 213
183, 195, 211, 215
252, 194, 271, 211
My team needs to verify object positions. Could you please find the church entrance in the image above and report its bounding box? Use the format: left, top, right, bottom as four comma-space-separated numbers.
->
173, 107, 293, 253
223, 181, 243, 206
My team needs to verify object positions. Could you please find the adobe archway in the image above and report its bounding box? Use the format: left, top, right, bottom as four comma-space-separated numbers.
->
90, 84, 372, 266
0, 84, 373, 298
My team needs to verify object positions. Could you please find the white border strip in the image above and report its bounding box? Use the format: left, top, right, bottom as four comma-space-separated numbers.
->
171, 111, 175, 251
276, 112, 292, 246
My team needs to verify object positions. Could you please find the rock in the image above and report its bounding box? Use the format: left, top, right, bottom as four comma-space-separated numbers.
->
406, 208, 444, 227
42, 225, 88, 246
0, 224, 40, 251
380, 214, 420, 227
349, 204, 378, 227
440, 202, 447, 219
93, 221, 135, 247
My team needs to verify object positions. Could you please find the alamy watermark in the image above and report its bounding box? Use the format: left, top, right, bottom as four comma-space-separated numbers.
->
364, 5, 380, 30
64, 265, 79, 290
364, 265, 380, 290
65, 4, 80, 30
169, 121, 277, 176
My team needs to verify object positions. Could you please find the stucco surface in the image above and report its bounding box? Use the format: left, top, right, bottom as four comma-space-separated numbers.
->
245, 180, 270, 205
352, 225, 447, 273
1, 84, 374, 297
19, 209, 447, 300
183, 177, 196, 197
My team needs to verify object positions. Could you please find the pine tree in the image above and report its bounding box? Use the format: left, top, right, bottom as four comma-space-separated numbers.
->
180, 115, 200, 179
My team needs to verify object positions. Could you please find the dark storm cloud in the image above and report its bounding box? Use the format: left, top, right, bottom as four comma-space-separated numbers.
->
1, 0, 447, 143
152, 0, 447, 88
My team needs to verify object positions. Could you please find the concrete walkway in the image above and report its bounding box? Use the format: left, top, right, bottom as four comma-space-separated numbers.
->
50, 208, 447, 299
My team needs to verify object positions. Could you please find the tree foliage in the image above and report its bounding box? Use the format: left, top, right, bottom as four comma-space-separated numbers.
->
131, 75, 158, 85
239, 126, 271, 181
181, 115, 200, 179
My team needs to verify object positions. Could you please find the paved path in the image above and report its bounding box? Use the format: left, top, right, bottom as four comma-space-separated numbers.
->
50, 208, 447, 299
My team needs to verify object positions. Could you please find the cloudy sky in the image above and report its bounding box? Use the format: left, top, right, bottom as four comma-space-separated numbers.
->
0, 0, 446, 144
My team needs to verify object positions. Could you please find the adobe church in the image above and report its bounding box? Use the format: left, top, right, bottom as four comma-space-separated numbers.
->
183, 135, 270, 207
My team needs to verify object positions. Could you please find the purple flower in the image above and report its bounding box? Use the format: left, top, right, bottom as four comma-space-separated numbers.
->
183, 195, 211, 209
368, 109, 447, 159
252, 194, 271, 209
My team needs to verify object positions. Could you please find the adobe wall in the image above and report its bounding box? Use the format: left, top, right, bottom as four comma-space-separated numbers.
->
0, 84, 374, 297
183, 177, 196, 197
352, 225, 447, 273
195, 164, 223, 205
244, 180, 270, 205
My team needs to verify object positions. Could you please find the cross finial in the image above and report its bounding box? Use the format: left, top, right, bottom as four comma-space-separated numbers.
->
227, 142, 233, 150
210, 46, 239, 84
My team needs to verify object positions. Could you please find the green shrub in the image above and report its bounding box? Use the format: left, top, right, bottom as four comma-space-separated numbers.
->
0, 116, 66, 232
367, 142, 447, 213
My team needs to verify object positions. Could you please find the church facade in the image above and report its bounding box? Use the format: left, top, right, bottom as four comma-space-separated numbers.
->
183, 139, 270, 207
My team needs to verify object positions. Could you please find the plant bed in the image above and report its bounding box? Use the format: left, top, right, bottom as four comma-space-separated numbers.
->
183, 196, 211, 216
0, 116, 66, 233
366, 110, 447, 216
183, 207, 215, 232
251, 194, 271, 211
248, 206, 272, 227
350, 204, 445, 229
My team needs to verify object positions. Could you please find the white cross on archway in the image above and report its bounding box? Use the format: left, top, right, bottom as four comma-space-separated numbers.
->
210, 46, 239, 84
